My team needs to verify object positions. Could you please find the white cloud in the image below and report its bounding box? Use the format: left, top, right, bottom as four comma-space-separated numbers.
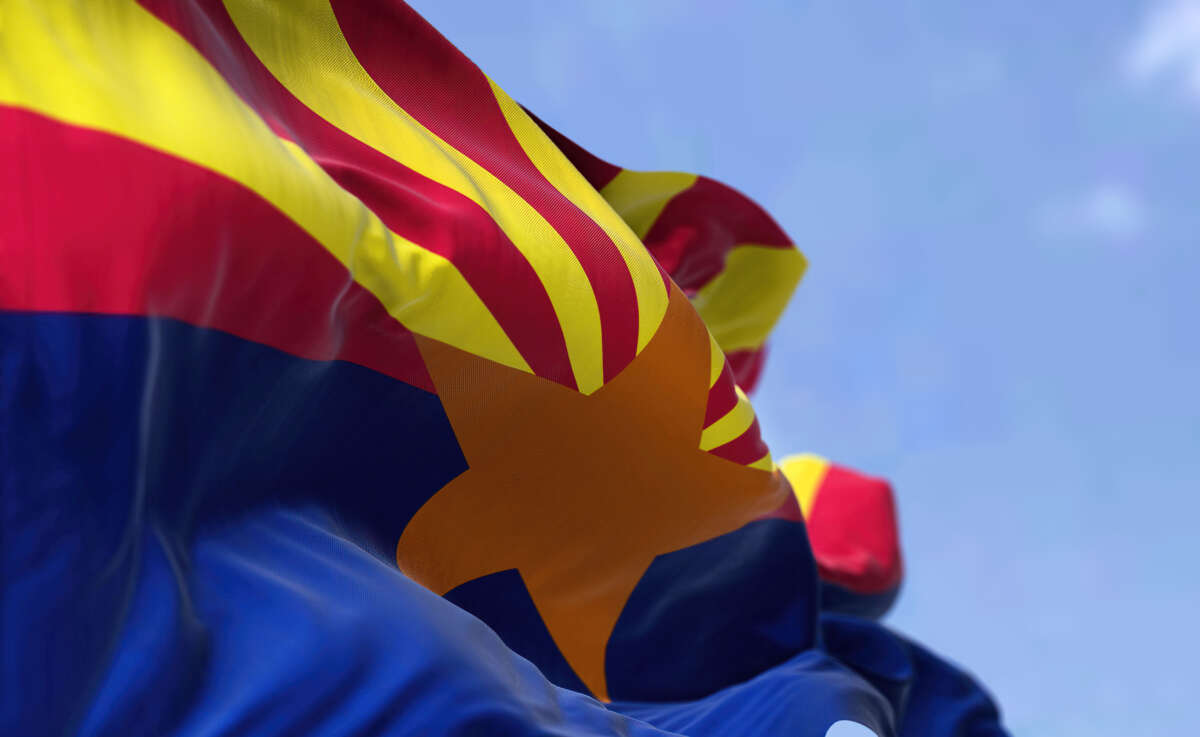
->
1125, 0, 1200, 97
1035, 183, 1147, 241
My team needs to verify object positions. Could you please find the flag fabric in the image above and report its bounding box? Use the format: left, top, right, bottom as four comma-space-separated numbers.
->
0, 2, 1007, 736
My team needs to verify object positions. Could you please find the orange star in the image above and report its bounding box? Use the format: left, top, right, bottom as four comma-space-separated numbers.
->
397, 287, 791, 700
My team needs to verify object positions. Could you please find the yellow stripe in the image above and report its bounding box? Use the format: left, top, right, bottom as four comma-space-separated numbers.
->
599, 170, 698, 240
699, 386, 756, 452
489, 81, 670, 355
708, 332, 725, 388
0, 0, 526, 372
224, 0, 606, 393
748, 453, 775, 472
691, 244, 807, 354
778, 454, 830, 519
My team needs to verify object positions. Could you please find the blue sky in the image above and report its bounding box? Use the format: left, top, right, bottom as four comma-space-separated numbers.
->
409, 2, 1200, 733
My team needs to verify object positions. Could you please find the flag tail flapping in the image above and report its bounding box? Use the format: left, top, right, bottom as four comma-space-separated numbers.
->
530, 111, 807, 394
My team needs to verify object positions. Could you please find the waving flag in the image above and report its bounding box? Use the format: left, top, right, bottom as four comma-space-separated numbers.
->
1, 2, 1007, 736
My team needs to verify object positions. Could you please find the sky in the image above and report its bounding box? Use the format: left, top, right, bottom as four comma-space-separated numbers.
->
408, 2, 1200, 733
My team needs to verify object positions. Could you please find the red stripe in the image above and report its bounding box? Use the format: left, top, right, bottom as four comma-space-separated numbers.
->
0, 106, 434, 391
726, 346, 767, 393
702, 363, 739, 429
643, 176, 792, 293
331, 0, 641, 382
139, 0, 576, 389
707, 419, 770, 466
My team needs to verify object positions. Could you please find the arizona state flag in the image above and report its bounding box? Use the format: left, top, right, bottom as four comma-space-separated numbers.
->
1, 2, 1008, 736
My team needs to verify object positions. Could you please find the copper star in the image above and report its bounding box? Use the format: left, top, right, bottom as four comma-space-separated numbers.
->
397, 286, 791, 700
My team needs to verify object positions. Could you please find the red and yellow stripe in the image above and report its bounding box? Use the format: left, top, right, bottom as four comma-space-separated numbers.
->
2, 0, 788, 469
529, 118, 806, 470
3, 0, 687, 399
531, 119, 808, 395
1, 0, 529, 375
0, 105, 435, 391
223, 0, 669, 393
145, 0, 577, 388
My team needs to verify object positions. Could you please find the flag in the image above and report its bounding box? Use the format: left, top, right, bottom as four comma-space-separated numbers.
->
1, 2, 1008, 736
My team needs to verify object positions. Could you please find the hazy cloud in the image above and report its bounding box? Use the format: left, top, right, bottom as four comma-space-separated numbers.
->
1035, 183, 1147, 241
1125, 0, 1200, 97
